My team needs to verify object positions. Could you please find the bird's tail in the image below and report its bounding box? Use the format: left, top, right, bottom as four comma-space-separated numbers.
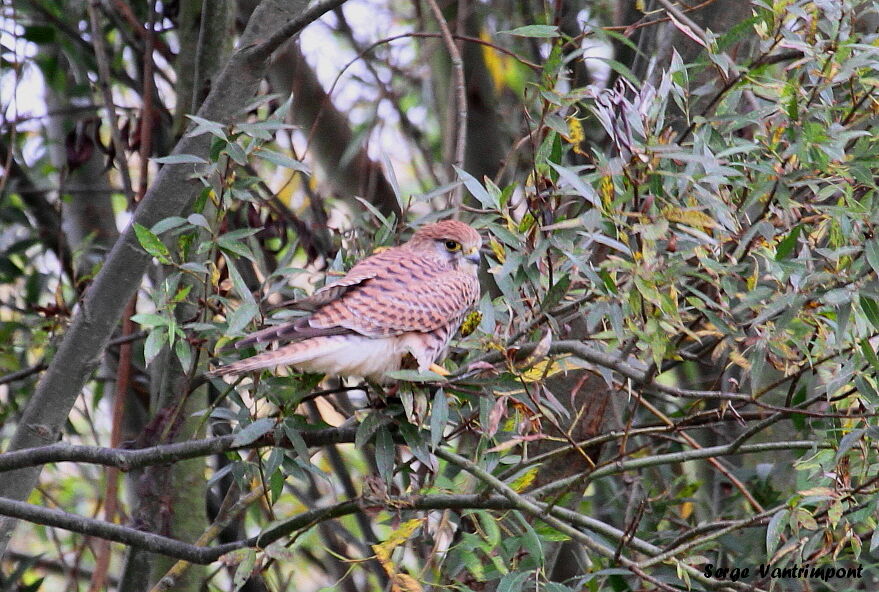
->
208, 337, 346, 377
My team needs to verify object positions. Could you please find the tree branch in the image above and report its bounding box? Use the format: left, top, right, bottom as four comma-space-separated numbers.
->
424, 0, 467, 209
0, 426, 357, 473
0, 0, 353, 556
529, 440, 829, 499
432, 448, 752, 591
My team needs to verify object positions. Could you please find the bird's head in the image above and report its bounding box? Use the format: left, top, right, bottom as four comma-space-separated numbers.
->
407, 220, 482, 273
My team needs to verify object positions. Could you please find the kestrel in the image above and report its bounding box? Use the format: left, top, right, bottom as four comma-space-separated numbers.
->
209, 220, 482, 380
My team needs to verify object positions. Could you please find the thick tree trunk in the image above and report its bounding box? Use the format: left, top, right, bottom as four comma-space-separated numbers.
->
0, 0, 327, 558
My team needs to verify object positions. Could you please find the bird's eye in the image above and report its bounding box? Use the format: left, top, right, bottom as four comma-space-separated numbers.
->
445, 240, 461, 251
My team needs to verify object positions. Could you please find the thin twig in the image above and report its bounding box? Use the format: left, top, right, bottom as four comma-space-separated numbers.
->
107, 0, 173, 61
88, 297, 136, 592
0, 363, 48, 386
86, 0, 134, 200
529, 440, 827, 499
423, 0, 467, 210
433, 448, 751, 591
135, 0, 157, 201
0, 427, 357, 473
150, 485, 266, 591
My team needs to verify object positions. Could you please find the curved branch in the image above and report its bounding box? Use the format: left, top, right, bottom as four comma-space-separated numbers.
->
0, 496, 237, 564
0, 492, 657, 567
432, 448, 753, 591
529, 440, 829, 499
0, 426, 357, 473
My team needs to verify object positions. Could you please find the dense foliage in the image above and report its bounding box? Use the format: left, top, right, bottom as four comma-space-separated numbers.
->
2, 0, 879, 591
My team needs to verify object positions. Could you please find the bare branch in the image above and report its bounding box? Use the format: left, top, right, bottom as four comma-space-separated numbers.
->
0, 426, 357, 473
529, 440, 830, 499
424, 0, 467, 210
86, 0, 134, 199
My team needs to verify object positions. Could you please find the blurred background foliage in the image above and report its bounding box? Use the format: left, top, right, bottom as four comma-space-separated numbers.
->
2, 0, 879, 591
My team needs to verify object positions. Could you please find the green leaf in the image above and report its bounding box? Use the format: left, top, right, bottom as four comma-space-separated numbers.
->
548, 163, 600, 207
224, 255, 257, 306
227, 301, 259, 335
385, 369, 447, 382
143, 327, 166, 365
398, 423, 435, 471
181, 262, 209, 274
516, 512, 544, 563
430, 388, 448, 449
217, 236, 256, 261
153, 154, 208, 165
254, 148, 309, 173
283, 419, 311, 462
455, 166, 496, 209
353, 196, 391, 228
774, 225, 801, 260
185, 114, 228, 141
355, 413, 387, 449
224, 142, 248, 165
187, 213, 210, 230
270, 469, 285, 504
865, 239, 879, 276
835, 428, 866, 463
860, 339, 879, 373
375, 427, 395, 483
232, 417, 275, 447
380, 152, 405, 212
499, 25, 559, 38
231, 549, 256, 592
151, 216, 188, 234
130, 313, 170, 328
860, 295, 879, 330
542, 274, 571, 311
174, 339, 192, 372
766, 509, 788, 557
133, 223, 171, 264
474, 510, 501, 546
497, 572, 529, 592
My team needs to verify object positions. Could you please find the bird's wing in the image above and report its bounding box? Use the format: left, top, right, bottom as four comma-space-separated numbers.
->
232, 317, 350, 349
234, 248, 419, 349
308, 251, 480, 337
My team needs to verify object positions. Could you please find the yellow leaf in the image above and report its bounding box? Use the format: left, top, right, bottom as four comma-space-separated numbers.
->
727, 349, 751, 370
480, 30, 512, 92
798, 487, 836, 498
489, 238, 506, 263
662, 207, 719, 231
514, 330, 552, 371
392, 574, 423, 592
209, 261, 221, 288
679, 501, 694, 520
565, 117, 587, 155
510, 466, 538, 492
599, 176, 614, 210
373, 518, 423, 560
519, 356, 576, 382
460, 310, 483, 337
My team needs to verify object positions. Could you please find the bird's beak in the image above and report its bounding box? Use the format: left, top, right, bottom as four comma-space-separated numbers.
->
465, 248, 480, 265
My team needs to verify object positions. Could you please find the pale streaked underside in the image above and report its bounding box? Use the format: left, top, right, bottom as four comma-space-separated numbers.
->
209, 220, 482, 381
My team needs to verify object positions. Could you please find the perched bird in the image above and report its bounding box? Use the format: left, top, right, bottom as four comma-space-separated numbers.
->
209, 220, 482, 381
